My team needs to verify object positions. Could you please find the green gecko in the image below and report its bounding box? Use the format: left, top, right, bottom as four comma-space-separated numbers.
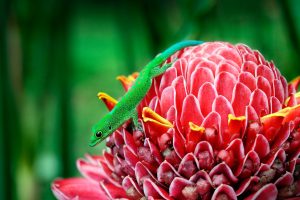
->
89, 40, 204, 147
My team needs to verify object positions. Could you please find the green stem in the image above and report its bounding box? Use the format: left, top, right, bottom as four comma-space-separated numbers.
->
0, 1, 19, 199
278, 0, 300, 60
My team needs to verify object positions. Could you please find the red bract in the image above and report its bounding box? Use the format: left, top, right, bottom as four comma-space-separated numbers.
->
52, 42, 300, 199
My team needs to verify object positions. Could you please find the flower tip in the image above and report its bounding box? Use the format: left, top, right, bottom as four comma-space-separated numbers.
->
116, 73, 139, 83
97, 92, 118, 111
284, 92, 300, 107
97, 92, 105, 98
52, 178, 108, 199
51, 181, 61, 189
117, 72, 139, 91
131, 72, 139, 78
290, 75, 300, 90
261, 105, 295, 121
142, 107, 174, 128
228, 114, 246, 123
97, 92, 118, 103
189, 122, 205, 132
116, 75, 126, 81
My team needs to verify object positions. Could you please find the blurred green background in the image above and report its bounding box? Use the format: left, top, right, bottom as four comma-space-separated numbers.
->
1, 0, 300, 199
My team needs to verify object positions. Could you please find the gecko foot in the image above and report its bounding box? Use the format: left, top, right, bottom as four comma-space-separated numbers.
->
127, 121, 143, 133
134, 123, 143, 132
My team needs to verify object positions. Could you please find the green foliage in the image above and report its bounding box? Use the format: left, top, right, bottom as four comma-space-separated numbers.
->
1, 0, 300, 199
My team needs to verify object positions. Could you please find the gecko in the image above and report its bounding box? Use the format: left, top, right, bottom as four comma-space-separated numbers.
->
89, 40, 204, 147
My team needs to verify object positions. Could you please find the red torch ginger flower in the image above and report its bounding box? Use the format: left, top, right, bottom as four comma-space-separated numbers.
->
52, 42, 300, 200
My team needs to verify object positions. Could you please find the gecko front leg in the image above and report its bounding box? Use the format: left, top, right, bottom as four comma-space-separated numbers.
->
149, 62, 174, 78
132, 110, 143, 131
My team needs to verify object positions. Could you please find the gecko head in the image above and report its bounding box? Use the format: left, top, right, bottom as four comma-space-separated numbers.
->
89, 114, 114, 147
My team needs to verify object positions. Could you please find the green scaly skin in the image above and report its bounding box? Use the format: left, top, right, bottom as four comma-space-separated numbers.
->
89, 40, 204, 147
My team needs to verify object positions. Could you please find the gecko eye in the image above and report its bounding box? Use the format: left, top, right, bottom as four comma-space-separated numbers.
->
108, 125, 112, 130
96, 131, 103, 138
